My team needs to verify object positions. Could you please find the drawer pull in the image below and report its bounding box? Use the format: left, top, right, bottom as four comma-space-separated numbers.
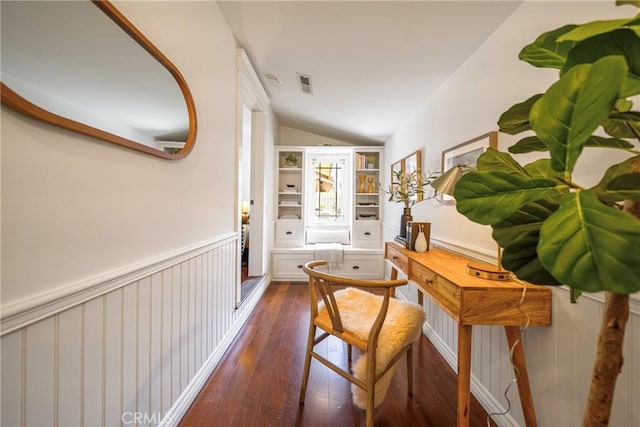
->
426, 279, 434, 285
297, 265, 303, 269
392, 256, 398, 260
352, 265, 360, 270
286, 231, 293, 235
364, 232, 371, 236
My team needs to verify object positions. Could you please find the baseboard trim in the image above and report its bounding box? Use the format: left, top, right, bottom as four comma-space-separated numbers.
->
160, 275, 271, 426
1, 233, 238, 335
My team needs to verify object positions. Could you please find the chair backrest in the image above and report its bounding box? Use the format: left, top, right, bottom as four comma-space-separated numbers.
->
302, 260, 408, 345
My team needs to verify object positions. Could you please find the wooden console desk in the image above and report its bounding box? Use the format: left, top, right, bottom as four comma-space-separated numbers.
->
385, 242, 551, 427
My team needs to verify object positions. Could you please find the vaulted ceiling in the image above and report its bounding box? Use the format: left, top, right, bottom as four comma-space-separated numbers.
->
218, 1, 522, 145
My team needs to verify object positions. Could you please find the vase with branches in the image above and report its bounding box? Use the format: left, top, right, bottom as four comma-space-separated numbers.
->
382, 169, 439, 238
453, 2, 639, 425
383, 169, 439, 208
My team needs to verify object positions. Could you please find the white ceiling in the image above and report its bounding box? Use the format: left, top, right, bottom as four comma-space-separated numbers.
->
218, 1, 523, 145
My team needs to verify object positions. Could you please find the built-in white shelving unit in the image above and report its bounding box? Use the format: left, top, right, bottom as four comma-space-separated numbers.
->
353, 148, 382, 248
272, 146, 384, 279
275, 148, 304, 246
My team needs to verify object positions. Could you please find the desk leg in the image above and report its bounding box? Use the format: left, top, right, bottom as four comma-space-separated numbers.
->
457, 324, 472, 427
390, 266, 398, 298
504, 326, 538, 427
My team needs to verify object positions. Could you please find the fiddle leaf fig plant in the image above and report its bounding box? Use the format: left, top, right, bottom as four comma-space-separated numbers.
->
453, 2, 640, 426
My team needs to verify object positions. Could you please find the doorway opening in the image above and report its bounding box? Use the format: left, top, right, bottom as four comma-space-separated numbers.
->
239, 104, 262, 301
236, 49, 269, 306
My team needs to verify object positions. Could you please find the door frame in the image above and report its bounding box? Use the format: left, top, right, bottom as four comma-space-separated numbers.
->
234, 49, 270, 305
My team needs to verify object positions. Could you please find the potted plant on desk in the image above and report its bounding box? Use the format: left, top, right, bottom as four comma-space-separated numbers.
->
382, 169, 439, 240
454, 2, 639, 425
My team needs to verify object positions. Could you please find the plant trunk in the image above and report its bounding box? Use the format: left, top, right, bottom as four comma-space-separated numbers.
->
583, 159, 638, 427
582, 292, 629, 427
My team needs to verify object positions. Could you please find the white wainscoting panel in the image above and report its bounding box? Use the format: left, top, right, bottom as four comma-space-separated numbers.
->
1, 234, 271, 427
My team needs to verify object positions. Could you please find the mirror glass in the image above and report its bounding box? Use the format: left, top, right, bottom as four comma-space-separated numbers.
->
1, 0, 196, 159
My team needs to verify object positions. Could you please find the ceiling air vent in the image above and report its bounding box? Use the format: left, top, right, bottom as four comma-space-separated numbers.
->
297, 72, 313, 94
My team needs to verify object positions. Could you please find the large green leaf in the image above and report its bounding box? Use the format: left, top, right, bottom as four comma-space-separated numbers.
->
538, 190, 640, 293
530, 56, 628, 174
616, 1, 640, 8
629, 24, 640, 37
594, 155, 640, 203
454, 171, 567, 225
492, 198, 561, 286
557, 17, 636, 42
497, 94, 542, 135
476, 148, 527, 175
518, 25, 577, 69
562, 29, 640, 97
584, 134, 635, 149
623, 75, 640, 97
615, 98, 634, 112
603, 111, 640, 138
608, 174, 640, 200
508, 136, 547, 154
508, 135, 634, 154
524, 159, 565, 180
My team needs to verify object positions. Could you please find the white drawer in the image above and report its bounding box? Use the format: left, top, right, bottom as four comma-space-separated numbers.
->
272, 253, 313, 281
335, 255, 384, 279
352, 222, 381, 248
275, 220, 303, 246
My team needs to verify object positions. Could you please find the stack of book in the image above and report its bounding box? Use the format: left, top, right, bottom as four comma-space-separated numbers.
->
356, 153, 376, 169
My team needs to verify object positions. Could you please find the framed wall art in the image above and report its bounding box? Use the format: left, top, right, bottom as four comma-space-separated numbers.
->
441, 131, 497, 201
390, 150, 422, 203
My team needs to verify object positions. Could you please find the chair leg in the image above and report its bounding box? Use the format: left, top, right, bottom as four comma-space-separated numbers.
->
347, 344, 352, 362
299, 323, 316, 404
366, 385, 375, 427
366, 353, 376, 427
407, 344, 414, 396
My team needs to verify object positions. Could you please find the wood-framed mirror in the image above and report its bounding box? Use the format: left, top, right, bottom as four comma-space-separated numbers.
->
390, 150, 422, 202
1, 0, 197, 160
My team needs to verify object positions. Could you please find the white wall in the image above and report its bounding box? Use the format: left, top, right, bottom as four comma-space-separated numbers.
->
2, 0, 237, 311
1, 1, 278, 425
385, 2, 640, 426
280, 125, 362, 146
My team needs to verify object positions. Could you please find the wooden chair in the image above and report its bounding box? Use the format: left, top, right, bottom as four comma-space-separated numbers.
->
300, 260, 426, 427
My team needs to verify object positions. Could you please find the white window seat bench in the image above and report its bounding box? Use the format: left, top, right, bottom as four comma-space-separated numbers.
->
271, 245, 384, 281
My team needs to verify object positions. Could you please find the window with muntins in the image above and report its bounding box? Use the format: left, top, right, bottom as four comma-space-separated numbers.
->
305, 150, 351, 226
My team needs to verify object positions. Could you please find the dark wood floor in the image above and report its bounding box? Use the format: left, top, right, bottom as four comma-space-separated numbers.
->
180, 282, 496, 427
